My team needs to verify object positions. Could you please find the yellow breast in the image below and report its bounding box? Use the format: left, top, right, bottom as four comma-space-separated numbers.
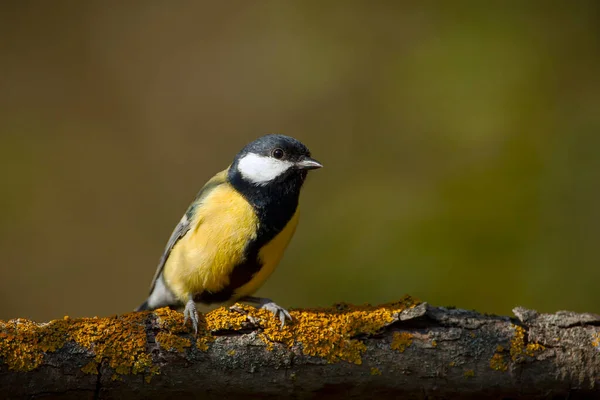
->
233, 209, 299, 300
162, 183, 259, 302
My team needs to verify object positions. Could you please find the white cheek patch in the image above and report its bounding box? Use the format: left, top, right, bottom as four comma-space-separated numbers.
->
237, 153, 294, 185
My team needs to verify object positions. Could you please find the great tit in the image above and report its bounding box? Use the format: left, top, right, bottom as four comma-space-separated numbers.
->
136, 134, 322, 332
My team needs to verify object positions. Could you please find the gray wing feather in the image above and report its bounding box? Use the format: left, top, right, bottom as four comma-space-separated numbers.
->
147, 168, 229, 294
147, 213, 192, 294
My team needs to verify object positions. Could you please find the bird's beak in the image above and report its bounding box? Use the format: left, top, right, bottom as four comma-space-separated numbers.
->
295, 156, 323, 170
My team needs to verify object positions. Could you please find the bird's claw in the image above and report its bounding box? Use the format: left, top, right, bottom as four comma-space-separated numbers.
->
259, 301, 292, 328
183, 299, 199, 335
236, 296, 292, 328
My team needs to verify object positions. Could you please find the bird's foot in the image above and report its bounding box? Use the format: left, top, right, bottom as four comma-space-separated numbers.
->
183, 298, 199, 335
239, 296, 292, 328
261, 300, 292, 328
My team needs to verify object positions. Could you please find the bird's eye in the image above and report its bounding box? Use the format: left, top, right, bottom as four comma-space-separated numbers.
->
272, 148, 284, 159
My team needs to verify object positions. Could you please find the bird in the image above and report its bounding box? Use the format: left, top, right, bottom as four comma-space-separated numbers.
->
136, 134, 322, 333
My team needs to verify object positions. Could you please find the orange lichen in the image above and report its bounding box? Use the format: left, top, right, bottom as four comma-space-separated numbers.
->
196, 335, 215, 352
180, 295, 423, 365
592, 333, 600, 349
0, 295, 420, 375
81, 361, 99, 375
490, 353, 507, 371
205, 306, 247, 331
69, 312, 154, 376
153, 307, 188, 333
525, 342, 545, 356
489, 344, 508, 371
391, 332, 413, 353
370, 367, 382, 375
255, 295, 419, 365
0, 312, 156, 378
154, 307, 214, 352
510, 325, 544, 362
216, 295, 420, 365
0, 318, 68, 372
155, 332, 191, 353
510, 325, 526, 361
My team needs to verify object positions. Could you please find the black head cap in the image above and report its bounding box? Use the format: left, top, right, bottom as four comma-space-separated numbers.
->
238, 134, 312, 162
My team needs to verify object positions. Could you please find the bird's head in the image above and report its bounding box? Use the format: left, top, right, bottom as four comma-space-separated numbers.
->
231, 134, 322, 188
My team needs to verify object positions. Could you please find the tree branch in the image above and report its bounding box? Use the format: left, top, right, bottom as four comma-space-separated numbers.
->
1, 296, 600, 399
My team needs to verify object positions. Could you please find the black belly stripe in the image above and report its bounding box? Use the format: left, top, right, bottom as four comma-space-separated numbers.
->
194, 254, 263, 304
193, 222, 288, 304
193, 207, 298, 304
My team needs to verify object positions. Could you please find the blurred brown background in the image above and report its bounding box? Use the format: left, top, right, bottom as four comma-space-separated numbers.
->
1, 1, 599, 322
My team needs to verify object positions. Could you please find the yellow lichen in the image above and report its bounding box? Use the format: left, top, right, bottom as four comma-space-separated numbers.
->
155, 332, 191, 353
431, 339, 437, 347
525, 342, 545, 356
70, 312, 155, 376
0, 312, 156, 378
391, 332, 413, 353
111, 373, 124, 382
0, 295, 420, 375
464, 369, 475, 378
510, 325, 544, 362
370, 367, 382, 375
592, 333, 600, 349
490, 345, 508, 372
205, 306, 247, 331
261, 338, 275, 352
153, 307, 190, 333
233, 295, 420, 365
0, 318, 69, 372
81, 361, 98, 375
510, 325, 526, 361
490, 353, 507, 372
145, 370, 159, 384
196, 335, 214, 352
448, 361, 456, 367
243, 294, 418, 365
154, 307, 214, 352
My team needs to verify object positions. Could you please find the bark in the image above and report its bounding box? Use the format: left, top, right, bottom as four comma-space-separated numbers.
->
2, 300, 600, 399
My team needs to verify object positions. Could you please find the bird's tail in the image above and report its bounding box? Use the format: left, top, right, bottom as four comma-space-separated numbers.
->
135, 299, 151, 312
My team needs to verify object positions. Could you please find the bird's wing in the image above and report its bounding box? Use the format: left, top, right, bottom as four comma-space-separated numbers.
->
148, 168, 229, 294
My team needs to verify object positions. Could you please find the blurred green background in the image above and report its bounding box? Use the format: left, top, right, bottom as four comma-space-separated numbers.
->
1, 1, 599, 322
